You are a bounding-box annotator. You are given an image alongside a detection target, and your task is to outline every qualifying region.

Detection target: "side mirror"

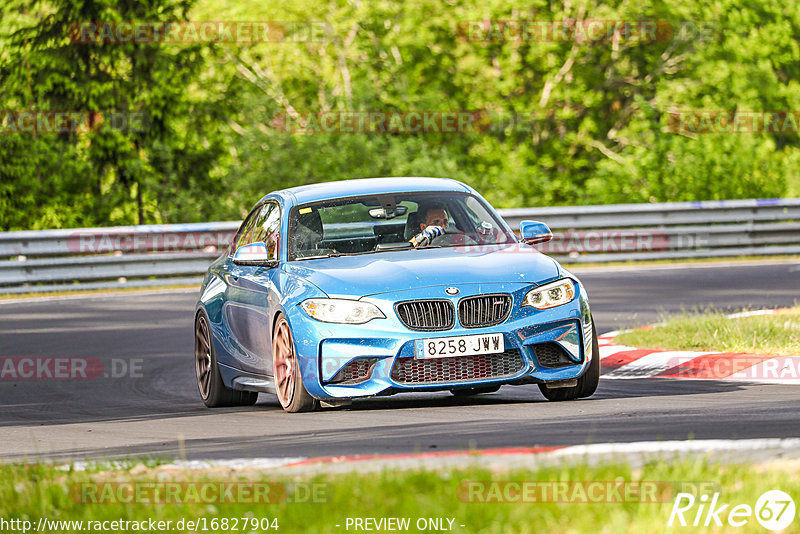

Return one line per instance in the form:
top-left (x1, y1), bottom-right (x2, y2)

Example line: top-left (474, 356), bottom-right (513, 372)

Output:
top-left (519, 220), bottom-right (553, 244)
top-left (232, 242), bottom-right (278, 267)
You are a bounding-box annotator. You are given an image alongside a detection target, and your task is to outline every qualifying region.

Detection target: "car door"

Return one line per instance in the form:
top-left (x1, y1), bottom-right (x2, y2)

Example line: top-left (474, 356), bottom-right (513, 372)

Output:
top-left (223, 201), bottom-right (282, 376)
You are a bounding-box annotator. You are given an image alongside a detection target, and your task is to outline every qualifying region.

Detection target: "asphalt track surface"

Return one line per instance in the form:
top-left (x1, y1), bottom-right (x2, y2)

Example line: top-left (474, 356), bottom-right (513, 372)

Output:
top-left (1, 260), bottom-right (799, 462)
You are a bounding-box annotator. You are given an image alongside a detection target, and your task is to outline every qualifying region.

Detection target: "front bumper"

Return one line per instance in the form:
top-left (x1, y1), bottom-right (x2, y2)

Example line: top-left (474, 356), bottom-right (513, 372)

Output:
top-left (287, 280), bottom-right (594, 401)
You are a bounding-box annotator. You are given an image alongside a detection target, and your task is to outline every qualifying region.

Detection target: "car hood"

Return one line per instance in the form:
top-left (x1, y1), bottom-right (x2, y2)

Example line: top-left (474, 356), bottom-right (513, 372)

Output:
top-left (283, 243), bottom-right (561, 298)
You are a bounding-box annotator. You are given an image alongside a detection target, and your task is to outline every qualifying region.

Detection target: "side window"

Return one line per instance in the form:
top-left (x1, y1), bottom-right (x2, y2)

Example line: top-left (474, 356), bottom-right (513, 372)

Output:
top-left (251, 202), bottom-right (281, 260)
top-left (232, 206), bottom-right (262, 253)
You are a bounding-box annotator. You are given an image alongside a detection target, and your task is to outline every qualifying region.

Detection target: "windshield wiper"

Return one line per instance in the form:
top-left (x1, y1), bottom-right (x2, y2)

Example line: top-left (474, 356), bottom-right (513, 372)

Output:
top-left (296, 252), bottom-right (345, 260)
top-left (297, 245), bottom-right (446, 260)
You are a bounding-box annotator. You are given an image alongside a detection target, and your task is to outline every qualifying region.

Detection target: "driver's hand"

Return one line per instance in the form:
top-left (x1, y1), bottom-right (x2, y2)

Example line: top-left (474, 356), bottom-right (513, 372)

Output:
top-left (410, 225), bottom-right (444, 247)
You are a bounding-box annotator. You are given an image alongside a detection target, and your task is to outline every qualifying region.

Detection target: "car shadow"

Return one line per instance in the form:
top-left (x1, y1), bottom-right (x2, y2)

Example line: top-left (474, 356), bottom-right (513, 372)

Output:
top-left (0, 377), bottom-right (757, 428)
top-left (258, 378), bottom-right (753, 412)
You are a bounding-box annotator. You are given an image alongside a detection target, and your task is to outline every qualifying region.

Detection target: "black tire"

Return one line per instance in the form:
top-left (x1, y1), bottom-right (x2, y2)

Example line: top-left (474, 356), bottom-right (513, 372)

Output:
top-left (450, 385), bottom-right (501, 397)
top-left (272, 314), bottom-right (318, 413)
top-left (539, 322), bottom-right (600, 401)
top-left (195, 311), bottom-right (258, 408)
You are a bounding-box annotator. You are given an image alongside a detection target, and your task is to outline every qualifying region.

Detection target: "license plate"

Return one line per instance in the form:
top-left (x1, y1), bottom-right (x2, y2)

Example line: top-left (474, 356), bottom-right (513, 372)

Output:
top-left (415, 333), bottom-right (504, 359)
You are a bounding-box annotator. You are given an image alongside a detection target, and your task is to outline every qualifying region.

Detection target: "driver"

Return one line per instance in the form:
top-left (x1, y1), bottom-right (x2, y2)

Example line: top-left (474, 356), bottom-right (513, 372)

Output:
top-left (409, 204), bottom-right (460, 247)
top-left (418, 205), bottom-right (449, 232)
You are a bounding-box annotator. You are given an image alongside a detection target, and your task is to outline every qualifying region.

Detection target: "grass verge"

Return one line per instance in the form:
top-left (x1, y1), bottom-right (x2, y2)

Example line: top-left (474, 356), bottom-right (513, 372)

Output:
top-left (615, 307), bottom-right (800, 356)
top-left (1, 458), bottom-right (799, 533)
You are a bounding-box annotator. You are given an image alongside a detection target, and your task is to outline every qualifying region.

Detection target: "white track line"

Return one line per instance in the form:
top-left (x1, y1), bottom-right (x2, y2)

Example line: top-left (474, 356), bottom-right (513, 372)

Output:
top-left (598, 344), bottom-right (638, 359)
top-left (726, 309), bottom-right (778, 319)
top-left (598, 329), bottom-right (633, 339)
top-left (551, 438), bottom-right (800, 458)
top-left (171, 458), bottom-right (307, 469)
top-left (65, 457), bottom-right (306, 471)
top-left (59, 438), bottom-right (800, 472)
top-left (603, 351), bottom-right (713, 378)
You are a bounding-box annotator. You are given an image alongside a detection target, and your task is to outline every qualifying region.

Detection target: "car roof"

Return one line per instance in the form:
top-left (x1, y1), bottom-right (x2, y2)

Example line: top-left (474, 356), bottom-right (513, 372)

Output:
top-left (262, 177), bottom-right (473, 206)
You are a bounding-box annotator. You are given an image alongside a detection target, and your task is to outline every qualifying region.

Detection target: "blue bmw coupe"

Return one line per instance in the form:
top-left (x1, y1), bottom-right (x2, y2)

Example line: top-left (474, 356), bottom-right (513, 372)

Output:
top-left (195, 177), bottom-right (598, 412)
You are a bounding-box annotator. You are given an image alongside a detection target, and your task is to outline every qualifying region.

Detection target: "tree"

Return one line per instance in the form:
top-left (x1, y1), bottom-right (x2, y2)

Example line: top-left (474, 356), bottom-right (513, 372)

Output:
top-left (0, 0), bottom-right (231, 229)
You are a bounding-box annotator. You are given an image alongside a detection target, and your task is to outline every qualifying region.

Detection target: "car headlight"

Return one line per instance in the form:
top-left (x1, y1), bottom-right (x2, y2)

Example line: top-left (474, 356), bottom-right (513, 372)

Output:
top-left (300, 298), bottom-right (385, 324)
top-left (522, 279), bottom-right (576, 309)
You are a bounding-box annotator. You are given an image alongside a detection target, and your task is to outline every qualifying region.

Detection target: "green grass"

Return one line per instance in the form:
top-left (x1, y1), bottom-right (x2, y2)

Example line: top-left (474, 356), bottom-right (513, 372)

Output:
top-left (616, 307), bottom-right (800, 356)
top-left (1, 458), bottom-right (799, 533)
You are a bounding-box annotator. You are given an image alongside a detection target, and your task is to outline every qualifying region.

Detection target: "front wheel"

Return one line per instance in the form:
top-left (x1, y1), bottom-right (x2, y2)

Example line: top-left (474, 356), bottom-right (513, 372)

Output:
top-left (272, 314), bottom-right (318, 413)
top-left (195, 311), bottom-right (258, 408)
top-left (539, 322), bottom-right (600, 401)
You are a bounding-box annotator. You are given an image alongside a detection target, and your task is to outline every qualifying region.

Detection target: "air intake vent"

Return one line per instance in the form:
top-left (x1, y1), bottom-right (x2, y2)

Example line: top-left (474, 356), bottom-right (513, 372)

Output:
top-left (391, 350), bottom-right (524, 384)
top-left (458, 294), bottom-right (512, 328)
top-left (328, 357), bottom-right (379, 385)
top-left (395, 300), bottom-right (454, 331)
top-left (533, 343), bottom-right (576, 368)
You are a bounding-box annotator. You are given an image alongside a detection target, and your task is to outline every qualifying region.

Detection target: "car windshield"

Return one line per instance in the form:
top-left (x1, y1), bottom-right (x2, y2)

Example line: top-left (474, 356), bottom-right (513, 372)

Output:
top-left (288, 191), bottom-right (515, 260)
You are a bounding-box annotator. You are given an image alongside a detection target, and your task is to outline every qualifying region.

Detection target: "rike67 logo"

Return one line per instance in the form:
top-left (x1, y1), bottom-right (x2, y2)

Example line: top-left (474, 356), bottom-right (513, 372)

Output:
top-left (669, 489), bottom-right (795, 530)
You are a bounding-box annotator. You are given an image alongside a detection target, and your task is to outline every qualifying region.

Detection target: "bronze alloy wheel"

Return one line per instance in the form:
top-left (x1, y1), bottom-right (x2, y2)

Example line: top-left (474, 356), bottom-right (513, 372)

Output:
top-left (272, 316), bottom-right (295, 407)
top-left (194, 311), bottom-right (258, 408)
top-left (272, 314), bottom-right (317, 412)
top-left (195, 315), bottom-right (213, 400)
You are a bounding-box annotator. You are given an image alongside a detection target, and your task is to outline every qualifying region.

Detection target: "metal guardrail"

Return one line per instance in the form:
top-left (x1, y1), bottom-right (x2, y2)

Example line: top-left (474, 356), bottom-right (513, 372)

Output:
top-left (1, 198), bottom-right (798, 294)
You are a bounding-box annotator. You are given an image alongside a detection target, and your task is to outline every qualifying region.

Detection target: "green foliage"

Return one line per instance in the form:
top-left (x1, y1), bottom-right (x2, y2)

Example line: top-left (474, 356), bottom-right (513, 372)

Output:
top-left (616, 306), bottom-right (800, 356)
top-left (2, 458), bottom-right (799, 533)
top-left (1, 0), bottom-right (799, 228)
top-left (0, 0), bottom-right (233, 228)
